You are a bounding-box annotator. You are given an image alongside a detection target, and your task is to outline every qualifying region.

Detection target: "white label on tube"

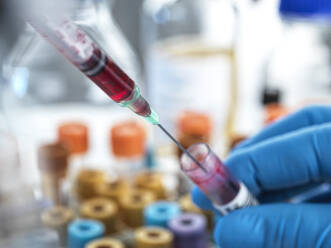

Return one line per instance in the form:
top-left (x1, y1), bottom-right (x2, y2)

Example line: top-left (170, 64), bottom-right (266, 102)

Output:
top-left (213, 183), bottom-right (258, 215)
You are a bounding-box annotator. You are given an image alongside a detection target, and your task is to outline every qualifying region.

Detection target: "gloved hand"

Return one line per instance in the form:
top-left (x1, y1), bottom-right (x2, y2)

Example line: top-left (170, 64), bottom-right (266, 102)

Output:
top-left (192, 105), bottom-right (331, 248)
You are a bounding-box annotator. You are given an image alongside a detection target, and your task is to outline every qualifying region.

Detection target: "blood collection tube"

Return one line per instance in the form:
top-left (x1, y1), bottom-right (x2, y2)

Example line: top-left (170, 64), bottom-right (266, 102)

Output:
top-left (176, 112), bottom-right (212, 196)
top-left (168, 213), bottom-right (208, 248)
top-left (180, 143), bottom-right (258, 215)
top-left (134, 227), bottom-right (173, 248)
top-left (119, 189), bottom-right (155, 228)
top-left (68, 219), bottom-right (104, 248)
top-left (87, 238), bottom-right (124, 248)
top-left (57, 122), bottom-right (89, 206)
top-left (80, 197), bottom-right (119, 234)
top-left (41, 206), bottom-right (74, 247)
top-left (111, 121), bottom-right (147, 178)
top-left (134, 172), bottom-right (167, 200)
top-left (38, 143), bottom-right (69, 205)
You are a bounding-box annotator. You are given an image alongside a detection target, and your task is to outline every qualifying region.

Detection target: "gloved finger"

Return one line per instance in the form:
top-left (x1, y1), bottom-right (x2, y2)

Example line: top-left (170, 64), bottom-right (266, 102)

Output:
top-left (226, 123), bottom-right (331, 196)
top-left (234, 105), bottom-right (331, 151)
top-left (214, 203), bottom-right (331, 248)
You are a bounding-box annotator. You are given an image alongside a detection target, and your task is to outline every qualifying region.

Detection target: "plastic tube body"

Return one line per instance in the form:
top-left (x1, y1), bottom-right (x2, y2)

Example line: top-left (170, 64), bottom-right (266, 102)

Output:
top-left (181, 143), bottom-right (258, 215)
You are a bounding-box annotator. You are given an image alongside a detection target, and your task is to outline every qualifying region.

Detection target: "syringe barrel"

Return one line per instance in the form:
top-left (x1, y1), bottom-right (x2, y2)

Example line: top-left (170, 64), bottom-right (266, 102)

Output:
top-left (27, 15), bottom-right (160, 125)
top-left (180, 143), bottom-right (258, 215)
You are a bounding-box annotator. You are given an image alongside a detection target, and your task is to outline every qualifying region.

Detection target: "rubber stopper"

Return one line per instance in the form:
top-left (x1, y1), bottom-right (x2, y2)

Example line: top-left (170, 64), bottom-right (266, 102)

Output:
top-left (68, 219), bottom-right (104, 248)
top-left (177, 111), bottom-right (212, 157)
top-left (75, 169), bottom-right (107, 200)
top-left (86, 238), bottom-right (124, 248)
top-left (38, 143), bottom-right (69, 177)
top-left (120, 189), bottom-right (155, 228)
top-left (144, 201), bottom-right (181, 228)
top-left (134, 172), bottom-right (167, 199)
top-left (80, 197), bottom-right (118, 234)
top-left (58, 122), bottom-right (89, 155)
top-left (168, 213), bottom-right (208, 248)
top-left (134, 227), bottom-right (173, 248)
top-left (97, 179), bottom-right (129, 205)
top-left (111, 121), bottom-right (146, 158)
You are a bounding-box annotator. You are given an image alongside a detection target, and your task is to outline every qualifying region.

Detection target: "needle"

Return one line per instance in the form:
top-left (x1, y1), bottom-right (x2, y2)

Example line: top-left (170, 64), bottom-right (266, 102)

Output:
top-left (157, 124), bottom-right (207, 173)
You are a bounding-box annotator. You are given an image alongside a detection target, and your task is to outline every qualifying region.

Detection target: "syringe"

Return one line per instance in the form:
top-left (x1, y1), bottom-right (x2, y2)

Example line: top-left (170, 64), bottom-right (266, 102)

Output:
top-left (26, 15), bottom-right (205, 171)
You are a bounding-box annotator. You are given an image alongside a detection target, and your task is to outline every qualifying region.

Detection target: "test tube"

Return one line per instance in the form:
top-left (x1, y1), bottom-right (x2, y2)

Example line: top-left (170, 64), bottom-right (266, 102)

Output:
top-left (180, 143), bottom-right (258, 215)
top-left (38, 143), bottom-right (69, 205)
top-left (111, 121), bottom-right (146, 178)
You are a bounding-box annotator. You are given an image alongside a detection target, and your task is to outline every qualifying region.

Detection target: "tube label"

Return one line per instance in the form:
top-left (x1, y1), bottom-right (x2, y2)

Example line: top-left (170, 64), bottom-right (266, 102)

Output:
top-left (213, 183), bottom-right (258, 215)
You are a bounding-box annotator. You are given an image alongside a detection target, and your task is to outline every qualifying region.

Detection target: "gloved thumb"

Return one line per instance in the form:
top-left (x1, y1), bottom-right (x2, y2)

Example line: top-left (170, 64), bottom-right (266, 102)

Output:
top-left (215, 203), bottom-right (331, 248)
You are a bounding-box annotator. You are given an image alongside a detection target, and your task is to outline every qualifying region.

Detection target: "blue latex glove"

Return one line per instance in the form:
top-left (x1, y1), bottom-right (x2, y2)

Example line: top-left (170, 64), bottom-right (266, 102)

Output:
top-left (192, 105), bottom-right (331, 248)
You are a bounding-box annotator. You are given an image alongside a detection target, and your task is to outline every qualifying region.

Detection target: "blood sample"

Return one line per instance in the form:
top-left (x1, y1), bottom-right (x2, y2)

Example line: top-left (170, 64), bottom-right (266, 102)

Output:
top-left (180, 143), bottom-right (258, 215)
top-left (27, 17), bottom-right (159, 124)
top-left (27, 15), bottom-right (208, 174)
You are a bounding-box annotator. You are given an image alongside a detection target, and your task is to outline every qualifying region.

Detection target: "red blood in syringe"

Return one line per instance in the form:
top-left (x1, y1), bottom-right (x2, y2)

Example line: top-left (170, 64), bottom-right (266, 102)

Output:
top-left (78, 47), bottom-right (152, 117)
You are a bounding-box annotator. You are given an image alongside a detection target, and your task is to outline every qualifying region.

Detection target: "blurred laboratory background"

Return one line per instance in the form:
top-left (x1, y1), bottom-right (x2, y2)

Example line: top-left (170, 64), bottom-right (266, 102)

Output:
top-left (0, 0), bottom-right (331, 247)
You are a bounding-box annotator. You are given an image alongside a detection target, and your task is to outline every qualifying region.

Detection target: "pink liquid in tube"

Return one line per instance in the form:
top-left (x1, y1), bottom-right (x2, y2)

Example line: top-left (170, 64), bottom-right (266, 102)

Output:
top-left (181, 143), bottom-right (258, 215)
